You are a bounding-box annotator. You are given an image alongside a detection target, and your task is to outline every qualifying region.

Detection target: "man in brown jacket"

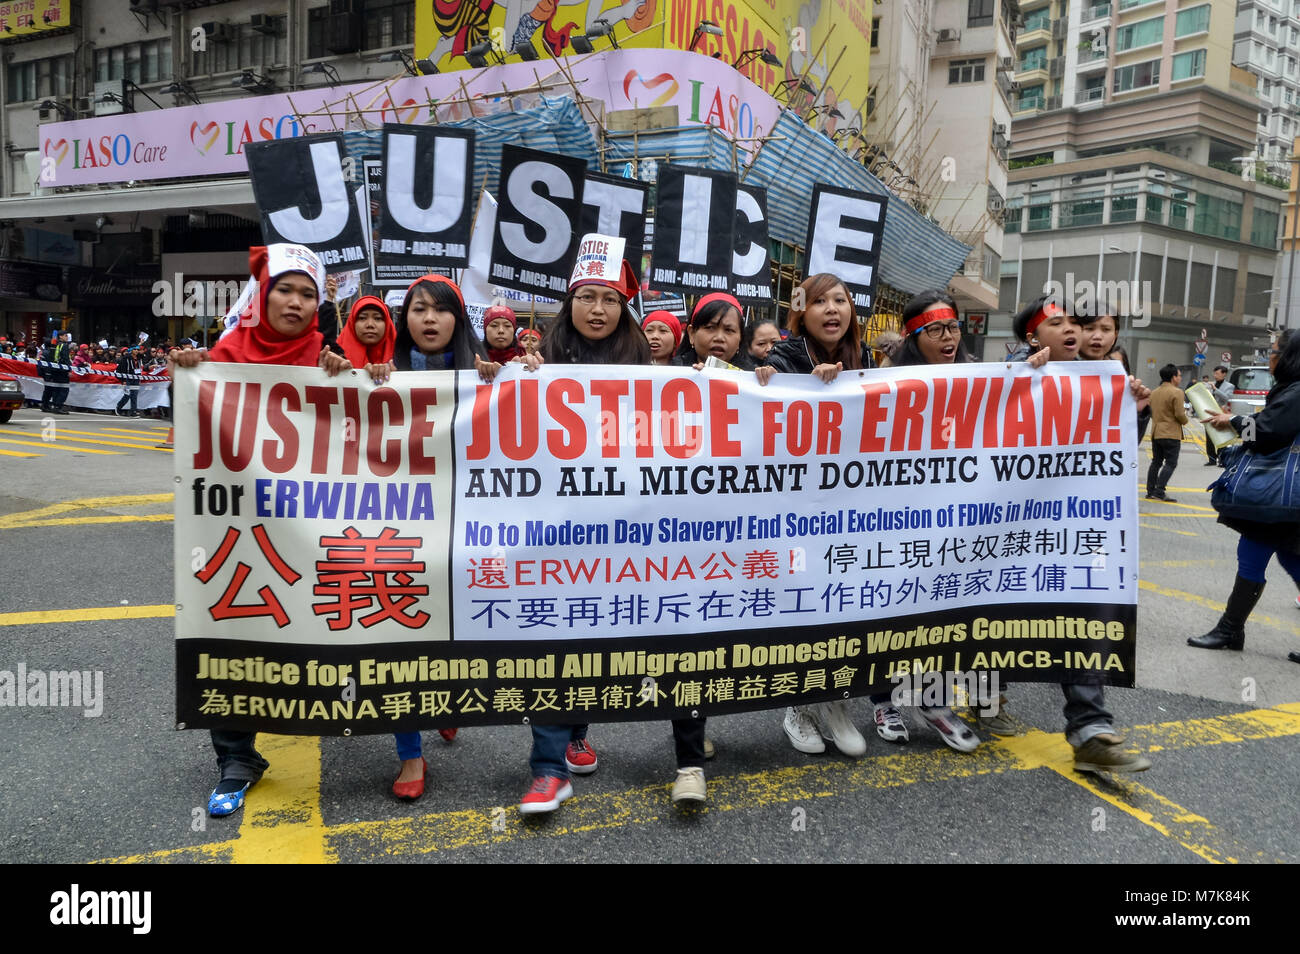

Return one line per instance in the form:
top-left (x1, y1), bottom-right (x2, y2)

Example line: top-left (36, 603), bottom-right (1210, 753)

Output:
top-left (1146, 363), bottom-right (1187, 502)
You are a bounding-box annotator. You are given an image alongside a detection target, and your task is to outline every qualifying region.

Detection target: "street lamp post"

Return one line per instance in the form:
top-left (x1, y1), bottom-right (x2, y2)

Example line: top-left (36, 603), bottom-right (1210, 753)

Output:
top-left (1108, 244), bottom-right (1135, 344)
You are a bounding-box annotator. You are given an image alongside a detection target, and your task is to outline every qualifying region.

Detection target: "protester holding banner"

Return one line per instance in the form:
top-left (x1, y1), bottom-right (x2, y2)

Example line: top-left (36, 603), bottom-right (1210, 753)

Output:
top-left (757, 274), bottom-right (875, 385)
top-left (518, 327), bottom-right (541, 356)
top-left (1076, 308), bottom-right (1152, 444)
top-left (482, 305), bottom-right (525, 365)
top-left (642, 311), bottom-right (683, 366)
top-left (170, 243), bottom-right (353, 815)
top-left (523, 234), bottom-right (710, 811)
top-left (388, 273), bottom-right (503, 795)
top-left (673, 294), bottom-right (753, 370)
top-left (1009, 294), bottom-right (1151, 772)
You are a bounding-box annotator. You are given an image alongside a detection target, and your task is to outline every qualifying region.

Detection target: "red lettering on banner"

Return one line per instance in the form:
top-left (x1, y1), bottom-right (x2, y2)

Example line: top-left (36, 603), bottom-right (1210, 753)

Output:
top-left (408, 387), bottom-right (438, 474)
top-left (816, 400), bottom-right (843, 454)
top-left (218, 381), bottom-right (261, 472)
top-left (498, 378), bottom-right (540, 460)
top-left (367, 389), bottom-right (404, 477)
top-left (634, 379), bottom-right (655, 458)
top-left (263, 382), bottom-right (301, 473)
top-left (591, 379), bottom-right (630, 458)
top-left (304, 386), bottom-right (339, 472)
top-left (341, 387), bottom-right (362, 474)
top-left (1003, 377), bottom-right (1037, 447)
top-left (465, 383), bottom-right (493, 461)
top-left (661, 378), bottom-right (702, 459)
top-left (194, 379), bottom-right (217, 469)
top-left (982, 378), bottom-right (1006, 447)
top-left (889, 380), bottom-right (927, 452)
top-left (1073, 375), bottom-right (1107, 445)
top-left (931, 377), bottom-right (987, 449)
top-left (546, 378), bottom-right (586, 459)
top-left (858, 381), bottom-right (889, 452)
top-left (709, 379), bottom-right (741, 456)
top-left (1040, 377), bottom-right (1074, 446)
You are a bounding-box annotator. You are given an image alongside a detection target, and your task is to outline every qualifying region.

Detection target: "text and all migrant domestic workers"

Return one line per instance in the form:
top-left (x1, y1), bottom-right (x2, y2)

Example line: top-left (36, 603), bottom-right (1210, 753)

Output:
top-left (174, 361), bottom-right (1138, 735)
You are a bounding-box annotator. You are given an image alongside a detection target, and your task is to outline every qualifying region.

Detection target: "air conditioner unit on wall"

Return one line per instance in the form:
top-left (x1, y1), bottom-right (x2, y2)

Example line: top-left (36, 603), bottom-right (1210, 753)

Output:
top-left (250, 14), bottom-right (283, 36)
top-left (201, 22), bottom-right (235, 43)
top-left (936, 28), bottom-right (960, 42)
top-left (998, 56), bottom-right (1014, 71)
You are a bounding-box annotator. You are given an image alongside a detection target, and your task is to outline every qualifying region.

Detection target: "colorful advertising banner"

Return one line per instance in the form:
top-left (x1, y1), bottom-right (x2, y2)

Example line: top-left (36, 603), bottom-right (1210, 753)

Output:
top-left (0, 0), bottom-right (70, 38)
top-left (38, 49), bottom-right (781, 188)
top-left (175, 361), bottom-right (1138, 736)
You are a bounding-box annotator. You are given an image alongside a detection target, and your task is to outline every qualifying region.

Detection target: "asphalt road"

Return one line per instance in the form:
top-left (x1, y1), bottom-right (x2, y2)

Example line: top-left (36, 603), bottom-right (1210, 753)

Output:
top-left (2, 406), bottom-right (1298, 866)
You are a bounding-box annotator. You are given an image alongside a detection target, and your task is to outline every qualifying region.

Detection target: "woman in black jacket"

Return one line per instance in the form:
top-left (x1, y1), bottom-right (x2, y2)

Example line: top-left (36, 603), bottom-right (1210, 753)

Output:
top-left (1192, 329), bottom-right (1300, 654)
top-left (759, 273), bottom-right (875, 382)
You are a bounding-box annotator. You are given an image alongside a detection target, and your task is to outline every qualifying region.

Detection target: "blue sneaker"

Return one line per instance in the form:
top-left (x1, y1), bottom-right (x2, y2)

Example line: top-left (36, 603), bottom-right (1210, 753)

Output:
top-left (207, 781), bottom-right (252, 817)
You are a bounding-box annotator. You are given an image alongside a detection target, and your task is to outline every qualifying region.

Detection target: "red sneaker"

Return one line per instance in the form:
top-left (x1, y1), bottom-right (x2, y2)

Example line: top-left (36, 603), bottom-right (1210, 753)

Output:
top-left (519, 776), bottom-right (573, 814)
top-left (564, 739), bottom-right (598, 774)
top-left (438, 728), bottom-right (458, 743)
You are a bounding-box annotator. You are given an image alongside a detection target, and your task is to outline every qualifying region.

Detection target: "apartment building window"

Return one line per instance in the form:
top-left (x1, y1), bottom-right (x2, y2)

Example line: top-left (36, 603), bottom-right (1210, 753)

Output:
top-left (1110, 185), bottom-right (1139, 222)
top-left (1027, 193), bottom-right (1054, 230)
top-left (191, 26), bottom-right (286, 74)
top-left (1062, 190), bottom-right (1105, 227)
top-left (1174, 5), bottom-right (1210, 37)
top-left (1020, 47), bottom-right (1047, 71)
top-left (1113, 58), bottom-right (1160, 92)
top-left (1018, 83), bottom-right (1045, 108)
top-left (1004, 197), bottom-right (1024, 234)
top-left (1170, 193), bottom-right (1190, 229)
top-left (5, 56), bottom-right (73, 103)
top-left (967, 0), bottom-right (994, 28)
top-left (364, 0), bottom-right (415, 50)
top-left (307, 6), bottom-right (328, 59)
top-left (1269, 16), bottom-right (1278, 36)
top-left (1116, 16), bottom-right (1164, 52)
top-left (1172, 49), bottom-right (1207, 82)
top-left (950, 57), bottom-right (987, 83)
top-left (1145, 185), bottom-right (1164, 224)
top-left (1253, 207), bottom-right (1280, 248)
top-left (1194, 194), bottom-right (1242, 241)
top-left (1024, 7), bottom-right (1051, 31)
top-left (1287, 57), bottom-right (1297, 76)
top-left (1118, 0), bottom-right (1161, 10)
top-left (95, 40), bottom-right (173, 85)
top-left (871, 17), bottom-right (880, 49)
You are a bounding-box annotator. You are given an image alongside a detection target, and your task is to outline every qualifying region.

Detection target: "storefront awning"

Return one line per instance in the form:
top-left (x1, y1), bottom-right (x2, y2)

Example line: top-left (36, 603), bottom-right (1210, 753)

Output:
top-left (0, 178), bottom-right (256, 222)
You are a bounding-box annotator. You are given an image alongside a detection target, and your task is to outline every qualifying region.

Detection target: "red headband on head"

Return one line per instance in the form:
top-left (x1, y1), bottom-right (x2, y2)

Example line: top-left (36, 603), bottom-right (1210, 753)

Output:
top-left (517, 328), bottom-right (541, 342)
top-left (904, 306), bottom-right (958, 336)
top-left (1025, 301), bottom-right (1067, 337)
top-left (643, 310), bottom-right (683, 348)
top-left (692, 293), bottom-right (743, 323)
top-left (406, 274), bottom-right (465, 311)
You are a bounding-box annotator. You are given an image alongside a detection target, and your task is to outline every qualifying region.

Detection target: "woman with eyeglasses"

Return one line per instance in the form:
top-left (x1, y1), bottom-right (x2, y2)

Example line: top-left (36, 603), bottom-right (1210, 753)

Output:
top-left (1193, 330), bottom-right (1300, 660)
top-left (520, 239), bottom-right (711, 813)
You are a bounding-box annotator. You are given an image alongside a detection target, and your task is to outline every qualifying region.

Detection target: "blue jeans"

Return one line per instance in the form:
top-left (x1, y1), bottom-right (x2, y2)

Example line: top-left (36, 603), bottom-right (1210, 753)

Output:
top-left (1061, 677), bottom-right (1112, 747)
top-left (394, 732), bottom-right (422, 761)
top-left (529, 723), bottom-right (589, 779)
top-left (210, 730), bottom-right (268, 783)
top-left (1237, 535), bottom-right (1300, 584)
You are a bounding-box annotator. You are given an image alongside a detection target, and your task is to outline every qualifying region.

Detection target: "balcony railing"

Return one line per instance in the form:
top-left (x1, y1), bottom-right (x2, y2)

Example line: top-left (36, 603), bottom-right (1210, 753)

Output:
top-left (1080, 85), bottom-right (1105, 102)
top-left (1081, 3), bottom-right (1111, 22)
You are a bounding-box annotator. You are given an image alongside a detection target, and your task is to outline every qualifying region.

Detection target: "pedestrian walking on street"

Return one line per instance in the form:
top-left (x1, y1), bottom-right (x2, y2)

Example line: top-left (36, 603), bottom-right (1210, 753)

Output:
top-left (1146, 364), bottom-right (1187, 503)
top-left (115, 347), bottom-right (141, 417)
top-left (1205, 365), bottom-right (1234, 466)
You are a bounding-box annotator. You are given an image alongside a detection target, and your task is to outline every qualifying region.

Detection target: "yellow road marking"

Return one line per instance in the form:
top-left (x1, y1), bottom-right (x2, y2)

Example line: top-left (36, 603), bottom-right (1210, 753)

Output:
top-left (1141, 559), bottom-right (1218, 567)
top-left (0, 604), bottom-right (174, 627)
top-left (25, 432), bottom-right (172, 451)
top-left (0, 493), bottom-right (173, 530)
top-left (92, 706), bottom-right (1300, 864)
top-left (0, 435), bottom-right (121, 455)
top-left (1138, 522), bottom-right (1197, 536)
top-left (1147, 499), bottom-right (1217, 513)
top-left (1139, 511), bottom-right (1216, 518)
top-left (0, 447), bottom-right (39, 458)
top-left (5, 513), bottom-right (175, 529)
top-left (55, 428), bottom-right (167, 445)
top-left (1138, 579), bottom-right (1300, 637)
top-left (231, 736), bottom-right (331, 864)
top-left (101, 427), bottom-right (171, 436)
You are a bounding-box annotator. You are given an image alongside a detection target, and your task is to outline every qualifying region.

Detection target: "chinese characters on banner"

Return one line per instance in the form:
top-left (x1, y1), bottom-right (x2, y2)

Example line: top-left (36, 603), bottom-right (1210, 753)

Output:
top-left (174, 362), bottom-right (1138, 735)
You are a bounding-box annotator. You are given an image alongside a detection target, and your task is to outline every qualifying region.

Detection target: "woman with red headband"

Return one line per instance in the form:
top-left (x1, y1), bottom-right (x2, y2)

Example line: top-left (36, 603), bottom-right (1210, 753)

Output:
top-left (483, 304), bottom-right (525, 364)
top-left (642, 310), bottom-right (682, 366)
top-left (521, 235), bottom-right (712, 812)
top-left (336, 295), bottom-right (396, 375)
top-left (170, 244), bottom-right (352, 818)
top-left (673, 294), bottom-right (752, 369)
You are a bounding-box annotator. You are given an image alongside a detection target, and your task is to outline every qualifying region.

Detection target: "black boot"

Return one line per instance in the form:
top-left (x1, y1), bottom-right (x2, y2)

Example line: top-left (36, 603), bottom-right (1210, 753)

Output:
top-left (1188, 576), bottom-right (1265, 650)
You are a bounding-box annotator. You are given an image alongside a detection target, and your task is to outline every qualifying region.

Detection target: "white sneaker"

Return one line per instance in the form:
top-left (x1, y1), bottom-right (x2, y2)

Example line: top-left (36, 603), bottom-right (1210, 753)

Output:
top-left (918, 706), bottom-right (979, 752)
top-left (671, 767), bottom-right (707, 805)
top-left (811, 700), bottom-right (867, 757)
top-left (873, 701), bottom-right (910, 743)
top-left (782, 706), bottom-right (826, 754)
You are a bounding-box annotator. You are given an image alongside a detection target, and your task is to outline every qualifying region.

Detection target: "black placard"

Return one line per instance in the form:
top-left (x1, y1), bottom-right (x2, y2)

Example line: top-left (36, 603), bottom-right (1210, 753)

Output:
top-left (732, 184), bottom-right (774, 305)
top-left (377, 124), bottom-right (474, 278)
top-left (648, 164), bottom-right (738, 295)
top-left (245, 134), bottom-right (368, 273)
top-left (804, 184), bottom-right (888, 312)
top-left (489, 144), bottom-right (587, 298)
top-left (579, 172), bottom-right (648, 279)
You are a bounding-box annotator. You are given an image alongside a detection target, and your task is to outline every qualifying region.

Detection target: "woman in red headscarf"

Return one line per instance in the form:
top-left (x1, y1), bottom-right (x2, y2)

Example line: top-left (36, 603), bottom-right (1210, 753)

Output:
top-left (170, 244), bottom-right (351, 819)
top-left (336, 295), bottom-right (396, 375)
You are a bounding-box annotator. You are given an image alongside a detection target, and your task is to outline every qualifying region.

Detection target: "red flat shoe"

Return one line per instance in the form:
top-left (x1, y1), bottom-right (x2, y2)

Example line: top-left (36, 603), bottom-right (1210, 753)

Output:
top-left (392, 758), bottom-right (427, 801)
top-left (438, 728), bottom-right (458, 743)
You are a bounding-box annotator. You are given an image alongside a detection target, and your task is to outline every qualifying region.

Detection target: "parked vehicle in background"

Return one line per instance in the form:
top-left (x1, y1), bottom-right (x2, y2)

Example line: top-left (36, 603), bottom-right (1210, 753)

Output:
top-left (1228, 365), bottom-right (1273, 417)
top-left (0, 372), bottom-right (22, 423)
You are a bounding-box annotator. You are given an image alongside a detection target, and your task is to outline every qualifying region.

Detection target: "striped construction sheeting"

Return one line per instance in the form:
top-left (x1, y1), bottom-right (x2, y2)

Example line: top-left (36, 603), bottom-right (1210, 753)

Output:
top-left (741, 111), bottom-right (972, 294)
top-left (340, 100), bottom-right (969, 295)
top-left (341, 97), bottom-right (599, 196)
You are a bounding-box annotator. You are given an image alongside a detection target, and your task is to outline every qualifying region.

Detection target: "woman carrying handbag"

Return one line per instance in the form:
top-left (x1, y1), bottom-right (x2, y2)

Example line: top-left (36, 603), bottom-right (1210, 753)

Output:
top-left (1194, 329), bottom-right (1300, 654)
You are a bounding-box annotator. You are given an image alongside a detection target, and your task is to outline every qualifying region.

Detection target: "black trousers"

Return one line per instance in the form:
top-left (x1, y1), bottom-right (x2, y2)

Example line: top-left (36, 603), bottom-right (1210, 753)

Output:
top-left (1147, 438), bottom-right (1180, 495)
